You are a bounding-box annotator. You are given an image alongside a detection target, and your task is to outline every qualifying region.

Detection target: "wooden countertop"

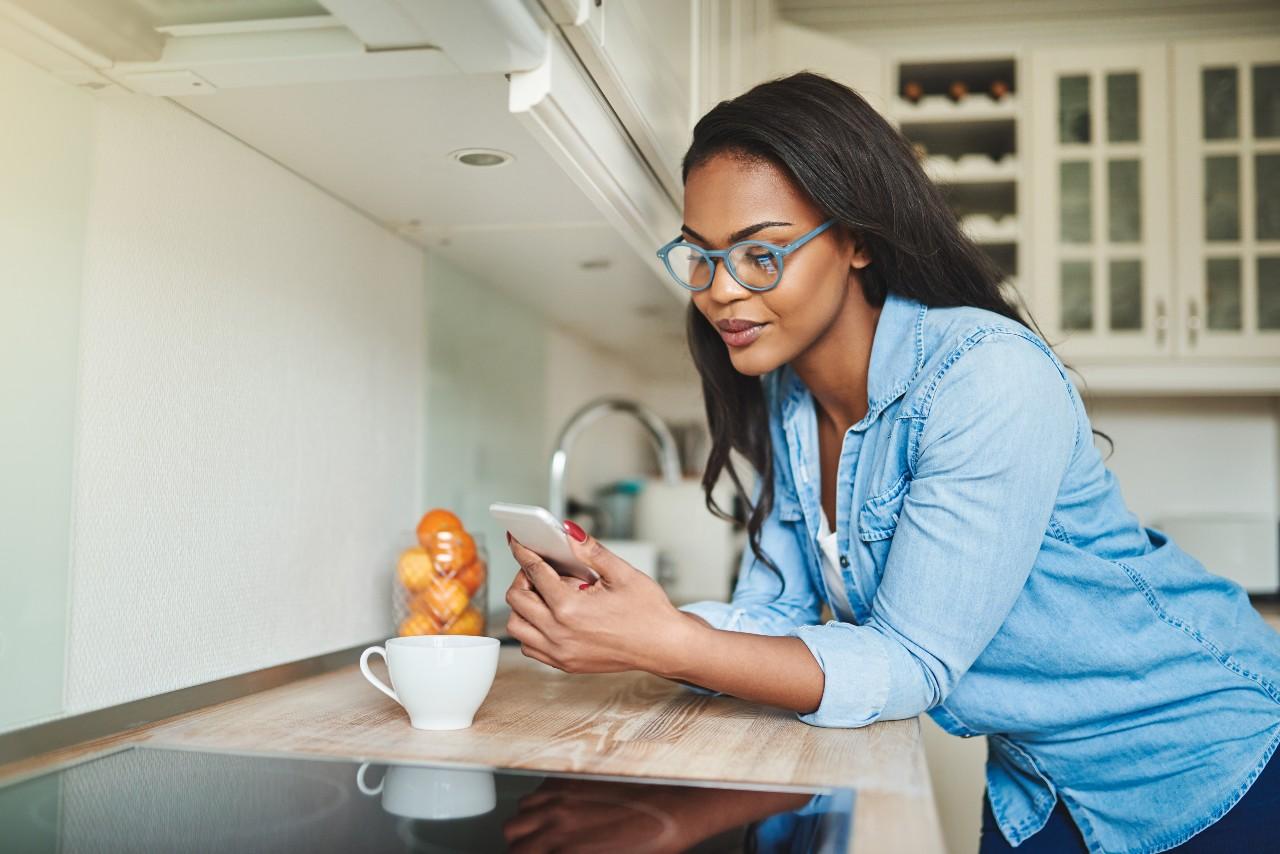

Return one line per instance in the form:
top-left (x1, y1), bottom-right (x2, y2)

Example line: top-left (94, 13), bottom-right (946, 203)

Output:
top-left (0, 645), bottom-right (946, 853)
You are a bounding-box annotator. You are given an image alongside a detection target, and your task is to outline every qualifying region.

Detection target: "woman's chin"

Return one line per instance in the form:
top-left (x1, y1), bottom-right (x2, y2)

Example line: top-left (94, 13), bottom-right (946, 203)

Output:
top-left (727, 345), bottom-right (779, 377)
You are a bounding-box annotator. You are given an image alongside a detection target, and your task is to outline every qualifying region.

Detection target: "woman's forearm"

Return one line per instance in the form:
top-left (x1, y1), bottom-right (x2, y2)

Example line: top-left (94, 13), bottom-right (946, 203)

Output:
top-left (659, 612), bottom-right (825, 714)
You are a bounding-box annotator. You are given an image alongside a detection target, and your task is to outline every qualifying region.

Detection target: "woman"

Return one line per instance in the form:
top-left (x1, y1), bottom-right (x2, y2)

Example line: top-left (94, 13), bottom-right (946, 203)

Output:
top-left (502, 72), bottom-right (1280, 853)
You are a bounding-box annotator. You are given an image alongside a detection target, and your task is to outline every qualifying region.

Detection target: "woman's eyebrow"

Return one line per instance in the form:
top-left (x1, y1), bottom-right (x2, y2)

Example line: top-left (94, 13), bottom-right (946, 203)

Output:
top-left (681, 220), bottom-right (794, 245)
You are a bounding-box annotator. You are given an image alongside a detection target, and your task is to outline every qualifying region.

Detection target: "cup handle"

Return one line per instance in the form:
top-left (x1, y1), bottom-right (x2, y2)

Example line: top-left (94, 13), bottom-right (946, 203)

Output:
top-left (355, 761), bottom-right (384, 796)
top-left (360, 646), bottom-right (399, 704)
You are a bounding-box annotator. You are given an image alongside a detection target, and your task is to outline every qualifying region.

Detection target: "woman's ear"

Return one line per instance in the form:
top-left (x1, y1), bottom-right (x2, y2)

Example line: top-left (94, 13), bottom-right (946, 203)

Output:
top-left (849, 231), bottom-right (872, 269)
top-left (833, 222), bottom-right (872, 270)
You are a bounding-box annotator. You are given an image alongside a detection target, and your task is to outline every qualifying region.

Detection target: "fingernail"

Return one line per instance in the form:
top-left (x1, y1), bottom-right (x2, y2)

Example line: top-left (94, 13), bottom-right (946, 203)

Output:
top-left (563, 519), bottom-right (587, 543)
top-left (506, 530), bottom-right (513, 544)
top-left (578, 582), bottom-right (590, 590)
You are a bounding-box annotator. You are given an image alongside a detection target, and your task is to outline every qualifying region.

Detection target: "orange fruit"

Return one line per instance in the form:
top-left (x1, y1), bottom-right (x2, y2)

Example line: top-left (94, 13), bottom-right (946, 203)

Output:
top-left (455, 558), bottom-right (486, 596)
top-left (399, 612), bottom-right (440, 636)
top-left (423, 528), bottom-right (476, 575)
top-left (409, 577), bottom-right (470, 624)
top-left (396, 547), bottom-right (435, 593)
top-left (416, 508), bottom-right (464, 547)
top-left (444, 606), bottom-right (485, 635)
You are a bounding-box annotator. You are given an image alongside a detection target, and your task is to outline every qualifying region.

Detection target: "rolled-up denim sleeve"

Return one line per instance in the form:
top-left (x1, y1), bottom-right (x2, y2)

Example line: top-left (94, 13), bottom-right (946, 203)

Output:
top-left (785, 331), bottom-right (1078, 728)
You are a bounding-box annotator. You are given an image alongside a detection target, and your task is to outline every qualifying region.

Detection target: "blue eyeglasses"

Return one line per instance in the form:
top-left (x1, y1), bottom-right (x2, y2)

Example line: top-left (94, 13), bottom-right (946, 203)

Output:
top-left (656, 218), bottom-right (836, 292)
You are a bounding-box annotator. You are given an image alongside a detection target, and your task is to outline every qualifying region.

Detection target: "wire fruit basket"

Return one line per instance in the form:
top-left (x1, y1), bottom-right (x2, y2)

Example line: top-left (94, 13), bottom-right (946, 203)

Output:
top-left (393, 515), bottom-right (488, 636)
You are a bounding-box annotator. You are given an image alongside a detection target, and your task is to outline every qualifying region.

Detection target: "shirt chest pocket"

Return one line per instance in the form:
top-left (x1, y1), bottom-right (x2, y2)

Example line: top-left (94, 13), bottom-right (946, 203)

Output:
top-left (857, 415), bottom-right (918, 539)
top-left (858, 470), bottom-right (910, 541)
top-left (856, 473), bottom-right (910, 586)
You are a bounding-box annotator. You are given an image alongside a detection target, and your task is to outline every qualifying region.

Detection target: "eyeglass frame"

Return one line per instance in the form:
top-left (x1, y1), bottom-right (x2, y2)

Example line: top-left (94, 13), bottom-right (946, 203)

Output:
top-left (655, 217), bottom-right (838, 293)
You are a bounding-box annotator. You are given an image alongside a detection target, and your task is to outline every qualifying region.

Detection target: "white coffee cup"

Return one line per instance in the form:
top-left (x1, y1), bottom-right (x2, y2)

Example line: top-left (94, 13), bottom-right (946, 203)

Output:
top-left (356, 762), bottom-right (497, 820)
top-left (359, 635), bottom-right (500, 730)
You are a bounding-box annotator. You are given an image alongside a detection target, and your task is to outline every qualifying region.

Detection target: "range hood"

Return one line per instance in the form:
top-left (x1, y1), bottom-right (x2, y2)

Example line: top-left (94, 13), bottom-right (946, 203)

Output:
top-left (0, 0), bottom-right (691, 377)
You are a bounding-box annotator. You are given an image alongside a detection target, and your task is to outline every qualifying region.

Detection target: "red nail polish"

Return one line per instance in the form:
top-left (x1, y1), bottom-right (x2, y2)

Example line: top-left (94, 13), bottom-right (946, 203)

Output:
top-left (563, 519), bottom-right (587, 543)
top-left (506, 530), bottom-right (513, 544)
top-left (579, 582), bottom-right (590, 590)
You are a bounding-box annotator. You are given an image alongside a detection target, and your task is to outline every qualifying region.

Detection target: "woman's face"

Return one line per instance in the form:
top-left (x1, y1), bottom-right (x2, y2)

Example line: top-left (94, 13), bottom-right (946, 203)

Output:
top-left (683, 153), bottom-right (870, 377)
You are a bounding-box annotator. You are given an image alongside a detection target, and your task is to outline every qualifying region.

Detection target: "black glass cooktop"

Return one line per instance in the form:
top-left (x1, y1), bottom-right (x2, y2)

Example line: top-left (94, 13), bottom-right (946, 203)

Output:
top-left (0, 745), bottom-right (855, 853)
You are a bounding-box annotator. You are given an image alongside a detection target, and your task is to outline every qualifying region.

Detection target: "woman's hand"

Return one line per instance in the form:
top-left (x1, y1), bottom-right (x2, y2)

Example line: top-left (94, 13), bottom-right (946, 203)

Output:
top-left (503, 522), bottom-right (691, 676)
top-left (501, 522), bottom-right (826, 715)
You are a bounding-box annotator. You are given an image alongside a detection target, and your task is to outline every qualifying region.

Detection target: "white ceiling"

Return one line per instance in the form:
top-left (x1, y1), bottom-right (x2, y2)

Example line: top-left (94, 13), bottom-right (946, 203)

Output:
top-left (168, 68), bottom-right (691, 379)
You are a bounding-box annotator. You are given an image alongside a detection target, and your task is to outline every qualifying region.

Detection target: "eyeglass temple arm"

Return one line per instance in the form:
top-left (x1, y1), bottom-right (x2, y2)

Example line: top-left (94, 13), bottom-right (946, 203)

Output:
top-left (782, 218), bottom-right (836, 252)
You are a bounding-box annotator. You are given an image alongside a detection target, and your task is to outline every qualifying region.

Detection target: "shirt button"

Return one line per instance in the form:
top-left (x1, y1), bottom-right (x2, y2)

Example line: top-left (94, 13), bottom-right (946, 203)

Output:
top-left (839, 555), bottom-right (849, 567)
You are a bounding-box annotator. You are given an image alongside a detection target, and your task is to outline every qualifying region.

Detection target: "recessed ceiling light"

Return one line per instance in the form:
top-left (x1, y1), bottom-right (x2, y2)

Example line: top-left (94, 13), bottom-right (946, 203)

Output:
top-left (449, 148), bottom-right (514, 167)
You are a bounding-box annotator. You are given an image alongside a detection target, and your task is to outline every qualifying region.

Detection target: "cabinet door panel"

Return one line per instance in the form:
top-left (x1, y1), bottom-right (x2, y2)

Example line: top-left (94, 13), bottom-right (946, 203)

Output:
top-left (1257, 256), bottom-right (1280, 330)
top-left (554, 0), bottom-right (697, 203)
top-left (1106, 72), bottom-right (1140, 143)
top-left (1031, 45), bottom-right (1171, 360)
top-left (1204, 155), bottom-right (1241, 241)
top-left (1174, 38), bottom-right (1280, 357)
top-left (1206, 257), bottom-right (1243, 331)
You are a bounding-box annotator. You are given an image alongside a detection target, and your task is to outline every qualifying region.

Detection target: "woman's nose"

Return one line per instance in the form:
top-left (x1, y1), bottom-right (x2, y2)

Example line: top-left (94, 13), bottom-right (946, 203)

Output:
top-left (706, 258), bottom-right (752, 303)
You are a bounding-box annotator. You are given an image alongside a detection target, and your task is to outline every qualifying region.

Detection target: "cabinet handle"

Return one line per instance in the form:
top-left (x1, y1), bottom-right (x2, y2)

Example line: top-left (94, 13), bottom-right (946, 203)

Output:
top-left (1154, 298), bottom-right (1167, 348)
top-left (1187, 299), bottom-right (1201, 347)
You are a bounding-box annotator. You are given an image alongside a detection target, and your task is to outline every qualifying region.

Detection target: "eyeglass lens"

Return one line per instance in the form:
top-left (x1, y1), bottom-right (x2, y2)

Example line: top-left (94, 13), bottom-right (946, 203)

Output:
top-left (666, 243), bottom-right (781, 290)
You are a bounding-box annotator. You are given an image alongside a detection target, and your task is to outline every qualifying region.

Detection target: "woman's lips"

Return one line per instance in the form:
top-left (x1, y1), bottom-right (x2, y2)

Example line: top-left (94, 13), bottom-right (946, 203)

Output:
top-left (718, 322), bottom-right (767, 347)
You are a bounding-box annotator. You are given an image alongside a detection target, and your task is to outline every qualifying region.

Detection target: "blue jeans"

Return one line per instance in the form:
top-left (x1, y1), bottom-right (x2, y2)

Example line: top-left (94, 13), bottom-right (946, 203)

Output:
top-left (979, 746), bottom-right (1280, 853)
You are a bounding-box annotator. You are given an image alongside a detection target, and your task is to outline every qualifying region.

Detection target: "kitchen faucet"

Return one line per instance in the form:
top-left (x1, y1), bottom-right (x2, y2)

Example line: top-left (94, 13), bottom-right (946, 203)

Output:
top-left (549, 397), bottom-right (682, 523)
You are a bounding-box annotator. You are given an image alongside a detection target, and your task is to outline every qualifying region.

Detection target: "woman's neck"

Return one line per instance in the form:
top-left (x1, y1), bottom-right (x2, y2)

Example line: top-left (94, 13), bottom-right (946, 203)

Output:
top-left (789, 285), bottom-right (882, 431)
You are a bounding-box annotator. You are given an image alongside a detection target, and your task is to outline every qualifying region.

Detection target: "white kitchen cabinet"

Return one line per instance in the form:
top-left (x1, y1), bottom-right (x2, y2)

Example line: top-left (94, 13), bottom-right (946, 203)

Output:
top-left (543, 0), bottom-right (700, 203)
top-left (878, 36), bottom-right (1279, 392)
top-left (544, 0), bottom-right (774, 204)
top-left (696, 0), bottom-right (776, 116)
top-left (508, 22), bottom-right (682, 290)
top-left (884, 50), bottom-right (1028, 311)
top-left (1173, 37), bottom-right (1280, 358)
top-left (1028, 38), bottom-right (1280, 376)
top-left (1029, 45), bottom-right (1172, 361)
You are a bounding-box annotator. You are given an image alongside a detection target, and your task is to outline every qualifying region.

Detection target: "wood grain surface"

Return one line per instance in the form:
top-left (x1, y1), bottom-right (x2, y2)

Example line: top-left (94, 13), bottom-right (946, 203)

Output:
top-left (1, 645), bottom-right (945, 853)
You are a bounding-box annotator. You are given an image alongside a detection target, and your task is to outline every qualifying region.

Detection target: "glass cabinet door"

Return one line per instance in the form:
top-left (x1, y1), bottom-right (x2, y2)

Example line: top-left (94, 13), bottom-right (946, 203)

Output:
top-left (1174, 38), bottom-right (1280, 357)
top-left (1031, 46), bottom-right (1172, 360)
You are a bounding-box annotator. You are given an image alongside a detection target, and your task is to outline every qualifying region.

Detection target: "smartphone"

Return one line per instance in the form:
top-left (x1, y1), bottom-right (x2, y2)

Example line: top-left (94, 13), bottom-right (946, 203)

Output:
top-left (488, 502), bottom-right (600, 583)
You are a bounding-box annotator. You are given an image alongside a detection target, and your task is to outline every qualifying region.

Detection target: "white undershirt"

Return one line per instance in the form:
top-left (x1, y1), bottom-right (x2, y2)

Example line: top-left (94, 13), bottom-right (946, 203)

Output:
top-left (817, 507), bottom-right (857, 623)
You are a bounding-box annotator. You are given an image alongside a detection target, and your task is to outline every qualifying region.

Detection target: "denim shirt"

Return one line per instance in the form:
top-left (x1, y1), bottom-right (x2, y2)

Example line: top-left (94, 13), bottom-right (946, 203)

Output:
top-left (678, 289), bottom-right (1280, 854)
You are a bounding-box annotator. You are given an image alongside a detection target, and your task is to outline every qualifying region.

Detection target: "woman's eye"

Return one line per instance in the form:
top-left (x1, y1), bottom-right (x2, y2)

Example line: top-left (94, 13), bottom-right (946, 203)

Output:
top-left (746, 251), bottom-right (777, 273)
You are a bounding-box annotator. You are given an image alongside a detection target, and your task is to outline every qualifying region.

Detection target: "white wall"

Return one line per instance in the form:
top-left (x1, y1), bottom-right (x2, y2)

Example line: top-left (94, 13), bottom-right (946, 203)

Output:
top-left (544, 329), bottom-right (652, 506)
top-left (60, 91), bottom-right (428, 715)
top-left (0, 44), bottom-right (430, 729)
top-left (1086, 396), bottom-right (1280, 521)
top-left (0, 46), bottom-right (684, 733)
top-left (769, 20), bottom-right (887, 111)
top-left (0, 45), bottom-right (89, 732)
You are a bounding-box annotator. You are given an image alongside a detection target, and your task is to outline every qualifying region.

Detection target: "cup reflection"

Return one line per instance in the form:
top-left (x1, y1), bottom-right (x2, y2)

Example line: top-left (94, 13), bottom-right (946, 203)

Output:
top-left (356, 761), bottom-right (497, 821)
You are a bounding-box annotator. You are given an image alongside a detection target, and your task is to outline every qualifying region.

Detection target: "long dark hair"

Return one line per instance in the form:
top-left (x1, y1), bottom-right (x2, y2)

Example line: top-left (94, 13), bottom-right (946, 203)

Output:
top-left (684, 70), bottom-right (1113, 586)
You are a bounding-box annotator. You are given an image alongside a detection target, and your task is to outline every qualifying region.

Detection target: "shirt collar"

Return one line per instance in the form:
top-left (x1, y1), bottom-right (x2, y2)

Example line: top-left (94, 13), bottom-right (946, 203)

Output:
top-left (779, 288), bottom-right (928, 430)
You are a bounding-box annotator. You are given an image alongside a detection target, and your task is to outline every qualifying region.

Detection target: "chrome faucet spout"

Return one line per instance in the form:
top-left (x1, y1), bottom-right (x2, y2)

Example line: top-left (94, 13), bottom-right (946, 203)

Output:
top-left (548, 397), bottom-right (682, 522)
